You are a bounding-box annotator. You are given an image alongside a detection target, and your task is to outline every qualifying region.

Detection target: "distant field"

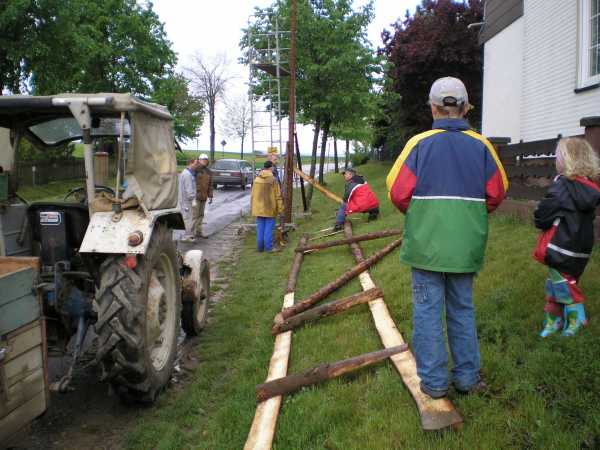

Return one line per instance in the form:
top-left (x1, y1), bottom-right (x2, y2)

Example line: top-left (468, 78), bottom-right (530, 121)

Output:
top-left (72, 145), bottom-right (334, 166)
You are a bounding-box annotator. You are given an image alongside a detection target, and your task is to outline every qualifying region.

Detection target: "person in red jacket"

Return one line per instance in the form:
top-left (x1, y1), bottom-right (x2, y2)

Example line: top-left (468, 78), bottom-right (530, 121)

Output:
top-left (534, 137), bottom-right (600, 337)
top-left (333, 168), bottom-right (379, 231)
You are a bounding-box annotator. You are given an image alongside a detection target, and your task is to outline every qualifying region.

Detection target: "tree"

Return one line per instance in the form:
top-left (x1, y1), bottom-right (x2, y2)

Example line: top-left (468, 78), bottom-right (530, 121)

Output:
top-left (1, 0), bottom-right (177, 96)
top-left (186, 53), bottom-right (233, 162)
top-left (151, 74), bottom-right (204, 142)
top-left (242, 0), bottom-right (378, 203)
top-left (220, 95), bottom-right (252, 159)
top-left (376, 0), bottom-right (484, 157)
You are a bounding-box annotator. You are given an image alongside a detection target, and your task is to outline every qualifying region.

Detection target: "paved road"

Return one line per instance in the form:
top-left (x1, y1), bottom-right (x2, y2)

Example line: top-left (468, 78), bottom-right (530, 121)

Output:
top-left (198, 163), bottom-right (337, 236)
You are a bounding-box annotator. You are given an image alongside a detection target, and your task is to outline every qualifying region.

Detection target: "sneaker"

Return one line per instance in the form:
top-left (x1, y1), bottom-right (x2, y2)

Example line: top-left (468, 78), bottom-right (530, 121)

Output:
top-left (180, 236), bottom-right (196, 243)
top-left (419, 381), bottom-right (448, 399)
top-left (333, 223), bottom-right (343, 231)
top-left (454, 378), bottom-right (488, 395)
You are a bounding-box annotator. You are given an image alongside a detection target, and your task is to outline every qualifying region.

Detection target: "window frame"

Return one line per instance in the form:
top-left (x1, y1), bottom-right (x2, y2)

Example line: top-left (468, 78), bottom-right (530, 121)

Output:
top-left (578, 0), bottom-right (600, 89)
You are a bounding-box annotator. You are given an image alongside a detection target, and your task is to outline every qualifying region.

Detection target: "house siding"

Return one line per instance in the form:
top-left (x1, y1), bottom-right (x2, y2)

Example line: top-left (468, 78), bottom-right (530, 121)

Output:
top-left (520, 0), bottom-right (599, 142)
top-left (481, 18), bottom-right (524, 142)
top-left (479, 0), bottom-right (524, 44)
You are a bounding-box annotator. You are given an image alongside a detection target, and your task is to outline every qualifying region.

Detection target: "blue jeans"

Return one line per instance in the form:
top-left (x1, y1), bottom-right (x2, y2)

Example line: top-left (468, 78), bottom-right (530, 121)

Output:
top-left (335, 202), bottom-right (347, 226)
top-left (411, 268), bottom-right (480, 393)
top-left (256, 217), bottom-right (276, 252)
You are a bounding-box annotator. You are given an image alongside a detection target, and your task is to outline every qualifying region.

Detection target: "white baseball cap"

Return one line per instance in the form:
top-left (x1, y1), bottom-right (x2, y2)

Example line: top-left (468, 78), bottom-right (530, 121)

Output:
top-left (429, 77), bottom-right (469, 107)
top-left (199, 153), bottom-right (209, 160)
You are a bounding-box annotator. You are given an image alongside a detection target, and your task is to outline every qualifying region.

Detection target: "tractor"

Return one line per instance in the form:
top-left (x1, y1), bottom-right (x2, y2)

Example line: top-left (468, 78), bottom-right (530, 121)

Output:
top-left (0, 94), bottom-right (209, 403)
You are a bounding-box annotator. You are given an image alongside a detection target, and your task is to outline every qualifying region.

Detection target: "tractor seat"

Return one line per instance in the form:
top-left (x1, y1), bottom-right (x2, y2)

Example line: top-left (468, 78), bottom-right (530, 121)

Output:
top-left (27, 203), bottom-right (90, 266)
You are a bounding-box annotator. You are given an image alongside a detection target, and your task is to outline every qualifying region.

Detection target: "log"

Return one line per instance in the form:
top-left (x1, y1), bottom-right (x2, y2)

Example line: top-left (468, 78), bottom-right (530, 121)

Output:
top-left (244, 236), bottom-right (308, 450)
top-left (293, 167), bottom-right (343, 204)
top-left (294, 133), bottom-right (308, 212)
top-left (343, 222), bottom-right (463, 431)
top-left (286, 235), bottom-right (308, 293)
top-left (296, 229), bottom-right (403, 253)
top-left (279, 238), bottom-right (402, 320)
top-left (272, 287), bottom-right (383, 335)
top-left (256, 344), bottom-right (409, 402)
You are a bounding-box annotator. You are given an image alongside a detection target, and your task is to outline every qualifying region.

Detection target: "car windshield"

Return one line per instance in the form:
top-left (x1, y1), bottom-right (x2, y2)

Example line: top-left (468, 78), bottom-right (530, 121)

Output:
top-left (212, 160), bottom-right (240, 170)
top-left (29, 117), bottom-right (131, 145)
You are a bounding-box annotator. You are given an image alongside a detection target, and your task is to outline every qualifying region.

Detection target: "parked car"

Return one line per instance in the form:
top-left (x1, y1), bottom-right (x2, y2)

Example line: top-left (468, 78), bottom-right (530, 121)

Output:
top-left (212, 159), bottom-right (255, 190)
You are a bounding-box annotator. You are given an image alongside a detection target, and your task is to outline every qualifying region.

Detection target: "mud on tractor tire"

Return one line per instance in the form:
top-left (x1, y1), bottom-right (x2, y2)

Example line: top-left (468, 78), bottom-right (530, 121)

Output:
top-left (94, 226), bottom-right (181, 403)
top-left (181, 256), bottom-right (210, 336)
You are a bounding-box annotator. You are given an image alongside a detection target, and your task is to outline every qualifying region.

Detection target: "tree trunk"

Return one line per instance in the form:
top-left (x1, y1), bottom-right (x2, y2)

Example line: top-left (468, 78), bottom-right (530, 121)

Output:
top-left (241, 138), bottom-right (244, 160)
top-left (209, 101), bottom-right (216, 162)
top-left (345, 139), bottom-right (350, 169)
top-left (295, 229), bottom-right (403, 253)
top-left (279, 238), bottom-right (402, 320)
top-left (333, 137), bottom-right (339, 173)
top-left (256, 344), bottom-right (409, 402)
top-left (272, 287), bottom-right (383, 335)
top-left (318, 119), bottom-right (330, 184)
top-left (295, 133), bottom-right (308, 212)
top-left (306, 119), bottom-right (321, 206)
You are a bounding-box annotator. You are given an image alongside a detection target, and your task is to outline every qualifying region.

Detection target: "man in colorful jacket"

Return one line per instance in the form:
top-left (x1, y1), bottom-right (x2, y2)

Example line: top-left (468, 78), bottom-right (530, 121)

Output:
top-left (386, 77), bottom-right (508, 398)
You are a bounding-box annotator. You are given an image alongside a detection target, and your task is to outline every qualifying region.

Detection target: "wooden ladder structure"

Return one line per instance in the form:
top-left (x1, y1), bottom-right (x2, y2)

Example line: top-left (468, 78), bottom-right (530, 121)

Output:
top-left (244, 223), bottom-right (462, 450)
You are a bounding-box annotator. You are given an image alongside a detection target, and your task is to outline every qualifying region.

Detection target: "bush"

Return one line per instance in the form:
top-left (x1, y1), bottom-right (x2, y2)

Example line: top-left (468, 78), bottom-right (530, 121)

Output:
top-left (351, 144), bottom-right (370, 167)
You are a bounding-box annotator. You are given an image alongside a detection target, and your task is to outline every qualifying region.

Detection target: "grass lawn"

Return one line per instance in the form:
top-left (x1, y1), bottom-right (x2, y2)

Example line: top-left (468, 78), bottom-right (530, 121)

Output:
top-left (17, 179), bottom-right (88, 202)
top-left (125, 162), bottom-right (600, 450)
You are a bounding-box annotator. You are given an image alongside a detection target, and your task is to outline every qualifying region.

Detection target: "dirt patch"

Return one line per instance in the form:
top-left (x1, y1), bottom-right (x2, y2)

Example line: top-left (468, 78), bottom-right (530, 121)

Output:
top-left (5, 225), bottom-right (246, 450)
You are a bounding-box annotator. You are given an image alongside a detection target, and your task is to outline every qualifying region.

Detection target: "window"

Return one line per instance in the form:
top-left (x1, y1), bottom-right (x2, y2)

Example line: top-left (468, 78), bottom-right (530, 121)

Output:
top-left (579, 0), bottom-right (600, 88)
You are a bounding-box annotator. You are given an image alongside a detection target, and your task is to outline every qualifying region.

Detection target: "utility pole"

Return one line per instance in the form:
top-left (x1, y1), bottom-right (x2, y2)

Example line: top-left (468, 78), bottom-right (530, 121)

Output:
top-left (283, 0), bottom-right (297, 224)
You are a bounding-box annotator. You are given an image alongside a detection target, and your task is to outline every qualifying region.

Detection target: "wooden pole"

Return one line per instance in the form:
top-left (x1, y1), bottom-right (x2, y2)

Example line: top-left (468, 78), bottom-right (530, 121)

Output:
top-left (279, 238), bottom-right (402, 320)
top-left (343, 222), bottom-right (463, 431)
top-left (294, 133), bottom-right (308, 212)
top-left (256, 344), bottom-right (409, 402)
top-left (244, 235), bottom-right (306, 450)
top-left (293, 167), bottom-right (343, 204)
top-left (272, 287), bottom-right (383, 335)
top-left (296, 229), bottom-right (403, 253)
top-left (283, 0), bottom-right (297, 225)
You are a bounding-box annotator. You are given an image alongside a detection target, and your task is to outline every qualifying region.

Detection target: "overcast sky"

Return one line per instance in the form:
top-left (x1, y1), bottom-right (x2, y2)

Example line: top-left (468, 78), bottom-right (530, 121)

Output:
top-left (152, 0), bottom-right (421, 154)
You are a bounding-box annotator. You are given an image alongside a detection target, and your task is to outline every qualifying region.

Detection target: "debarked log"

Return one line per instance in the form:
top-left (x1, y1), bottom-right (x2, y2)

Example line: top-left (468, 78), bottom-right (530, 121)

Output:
top-left (296, 229), bottom-right (403, 253)
top-left (293, 167), bottom-right (343, 204)
top-left (279, 238), bottom-right (402, 320)
top-left (256, 344), bottom-right (409, 402)
top-left (271, 287), bottom-right (383, 335)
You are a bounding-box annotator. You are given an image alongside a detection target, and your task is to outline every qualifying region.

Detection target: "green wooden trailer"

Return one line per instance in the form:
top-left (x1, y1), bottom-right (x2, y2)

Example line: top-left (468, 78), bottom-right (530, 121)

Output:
top-left (0, 257), bottom-right (49, 444)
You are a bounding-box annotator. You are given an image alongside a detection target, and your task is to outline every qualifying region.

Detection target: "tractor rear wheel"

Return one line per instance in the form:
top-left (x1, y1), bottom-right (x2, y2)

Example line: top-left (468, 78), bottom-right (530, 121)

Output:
top-left (94, 226), bottom-right (181, 402)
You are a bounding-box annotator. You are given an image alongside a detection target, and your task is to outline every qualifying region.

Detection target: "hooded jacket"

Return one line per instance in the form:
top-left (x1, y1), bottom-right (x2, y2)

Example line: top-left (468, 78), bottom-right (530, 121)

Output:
top-left (533, 175), bottom-right (600, 278)
top-left (386, 118), bottom-right (508, 273)
top-left (251, 169), bottom-right (284, 218)
top-left (343, 174), bottom-right (379, 214)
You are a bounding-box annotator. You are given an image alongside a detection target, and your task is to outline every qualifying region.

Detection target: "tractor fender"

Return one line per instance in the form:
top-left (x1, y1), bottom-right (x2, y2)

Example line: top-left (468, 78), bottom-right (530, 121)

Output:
top-left (181, 249), bottom-right (207, 304)
top-left (79, 208), bottom-right (184, 255)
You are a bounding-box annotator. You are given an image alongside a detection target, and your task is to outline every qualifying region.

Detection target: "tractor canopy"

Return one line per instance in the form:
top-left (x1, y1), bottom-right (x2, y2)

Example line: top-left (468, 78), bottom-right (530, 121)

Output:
top-left (0, 93), bottom-right (178, 211)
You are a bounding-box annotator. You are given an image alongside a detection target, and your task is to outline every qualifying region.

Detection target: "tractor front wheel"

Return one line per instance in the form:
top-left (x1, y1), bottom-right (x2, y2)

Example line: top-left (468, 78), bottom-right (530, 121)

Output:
top-left (94, 226), bottom-right (181, 402)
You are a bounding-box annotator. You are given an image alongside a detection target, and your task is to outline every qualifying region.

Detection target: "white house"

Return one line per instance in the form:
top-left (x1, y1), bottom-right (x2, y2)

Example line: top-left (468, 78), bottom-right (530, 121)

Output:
top-left (480, 0), bottom-right (600, 144)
